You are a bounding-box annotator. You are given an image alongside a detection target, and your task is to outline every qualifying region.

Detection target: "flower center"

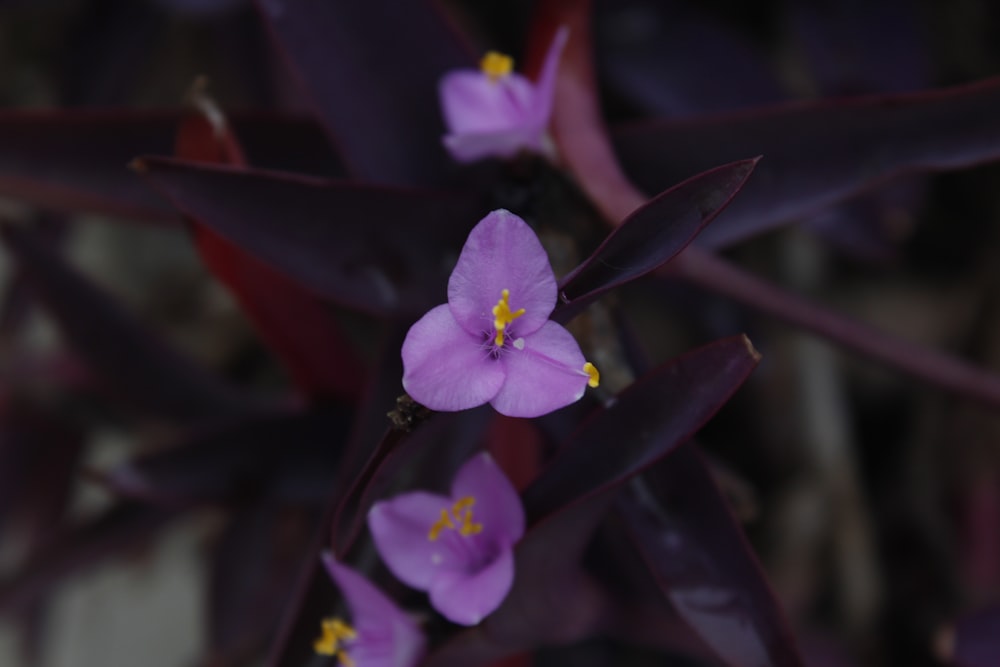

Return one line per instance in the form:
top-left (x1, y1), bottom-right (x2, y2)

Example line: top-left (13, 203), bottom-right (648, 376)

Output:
top-left (492, 289), bottom-right (526, 347)
top-left (428, 496), bottom-right (484, 541)
top-left (480, 51), bottom-right (514, 82)
top-left (314, 617), bottom-right (358, 666)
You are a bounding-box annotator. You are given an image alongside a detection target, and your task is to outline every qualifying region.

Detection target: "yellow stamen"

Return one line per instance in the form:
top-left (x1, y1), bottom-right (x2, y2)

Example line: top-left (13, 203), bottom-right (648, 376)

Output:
top-left (583, 362), bottom-right (600, 388)
top-left (480, 51), bottom-right (514, 81)
top-left (314, 617), bottom-right (357, 661)
top-left (428, 496), bottom-right (484, 541)
top-left (492, 289), bottom-right (526, 347)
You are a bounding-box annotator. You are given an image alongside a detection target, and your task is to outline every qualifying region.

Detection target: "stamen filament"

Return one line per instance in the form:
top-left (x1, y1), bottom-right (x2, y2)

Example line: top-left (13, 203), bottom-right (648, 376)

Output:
top-left (480, 51), bottom-right (514, 81)
top-left (314, 617), bottom-right (358, 663)
top-left (428, 496), bottom-right (484, 541)
top-left (492, 289), bottom-right (526, 347)
top-left (583, 362), bottom-right (600, 388)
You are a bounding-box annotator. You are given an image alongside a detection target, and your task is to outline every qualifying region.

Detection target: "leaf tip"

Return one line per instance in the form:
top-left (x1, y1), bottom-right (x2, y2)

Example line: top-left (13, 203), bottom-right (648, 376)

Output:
top-left (740, 334), bottom-right (762, 363)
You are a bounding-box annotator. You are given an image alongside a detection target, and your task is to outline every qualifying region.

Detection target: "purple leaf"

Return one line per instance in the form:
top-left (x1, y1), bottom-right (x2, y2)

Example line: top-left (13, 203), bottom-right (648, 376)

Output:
top-left (553, 158), bottom-right (758, 323)
top-left (253, 0), bottom-right (472, 186)
top-left (619, 443), bottom-right (805, 667)
top-left (0, 222), bottom-right (253, 422)
top-left (136, 157), bottom-right (483, 316)
top-left (426, 335), bottom-right (761, 664)
top-left (613, 78), bottom-right (1000, 248)
top-left (950, 603), bottom-right (1000, 667)
top-left (99, 409), bottom-right (348, 507)
top-left (0, 111), bottom-right (340, 221)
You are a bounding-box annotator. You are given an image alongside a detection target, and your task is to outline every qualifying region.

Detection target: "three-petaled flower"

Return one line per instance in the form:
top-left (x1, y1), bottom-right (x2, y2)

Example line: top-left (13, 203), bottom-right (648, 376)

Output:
top-left (401, 208), bottom-right (598, 418)
top-left (367, 452), bottom-right (525, 625)
top-left (314, 553), bottom-right (426, 667)
top-left (438, 27), bottom-right (569, 163)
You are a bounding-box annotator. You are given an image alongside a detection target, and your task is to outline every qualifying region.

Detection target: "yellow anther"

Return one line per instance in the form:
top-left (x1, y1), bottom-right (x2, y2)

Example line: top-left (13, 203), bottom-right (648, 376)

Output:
top-left (314, 617), bottom-right (357, 659)
top-left (583, 362), bottom-right (600, 388)
top-left (428, 496), bottom-right (484, 541)
top-left (480, 51), bottom-right (514, 81)
top-left (492, 289), bottom-right (526, 347)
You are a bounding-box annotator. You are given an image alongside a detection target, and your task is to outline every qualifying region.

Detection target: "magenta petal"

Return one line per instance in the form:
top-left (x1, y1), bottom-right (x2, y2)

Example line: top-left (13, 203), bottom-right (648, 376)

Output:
top-left (439, 71), bottom-right (535, 134)
top-left (443, 126), bottom-right (542, 163)
top-left (320, 554), bottom-right (426, 667)
top-left (368, 491), bottom-right (461, 590)
top-left (491, 320), bottom-right (589, 418)
top-left (447, 210), bottom-right (556, 336)
top-left (450, 452), bottom-right (525, 543)
top-left (530, 26), bottom-right (570, 127)
top-left (401, 304), bottom-right (506, 411)
top-left (428, 546), bottom-right (515, 626)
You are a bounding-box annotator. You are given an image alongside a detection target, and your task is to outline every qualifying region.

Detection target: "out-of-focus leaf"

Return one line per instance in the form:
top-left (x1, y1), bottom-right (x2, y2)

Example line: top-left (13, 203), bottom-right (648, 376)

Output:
top-left (0, 111), bottom-right (340, 221)
top-left (553, 158), bottom-right (758, 323)
top-left (426, 336), bottom-right (760, 665)
top-left (596, 0), bottom-right (784, 116)
top-left (0, 222), bottom-right (253, 422)
top-left (136, 157), bottom-right (483, 316)
top-left (175, 109), bottom-right (366, 400)
top-left (0, 502), bottom-right (178, 615)
top-left (99, 408), bottom-right (348, 507)
top-left (253, 0), bottom-right (471, 187)
top-left (613, 78), bottom-right (1000, 248)
top-left (949, 603), bottom-right (1000, 667)
top-left (620, 443), bottom-right (805, 667)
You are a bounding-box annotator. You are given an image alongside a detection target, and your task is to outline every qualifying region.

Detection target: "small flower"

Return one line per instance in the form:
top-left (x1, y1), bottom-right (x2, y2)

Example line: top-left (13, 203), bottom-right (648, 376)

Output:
top-left (314, 553), bottom-right (426, 667)
top-left (438, 27), bottom-right (569, 163)
top-left (401, 209), bottom-right (599, 418)
top-left (367, 452), bottom-right (525, 625)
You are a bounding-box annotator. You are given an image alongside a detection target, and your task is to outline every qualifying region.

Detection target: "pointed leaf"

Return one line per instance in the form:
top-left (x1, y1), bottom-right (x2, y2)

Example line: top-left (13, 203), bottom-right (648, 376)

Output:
top-left (0, 222), bottom-right (253, 422)
top-left (613, 77), bottom-right (1000, 248)
top-left (619, 444), bottom-right (806, 667)
top-left (136, 157), bottom-right (483, 316)
top-left (254, 0), bottom-right (471, 186)
top-left (553, 158), bottom-right (757, 322)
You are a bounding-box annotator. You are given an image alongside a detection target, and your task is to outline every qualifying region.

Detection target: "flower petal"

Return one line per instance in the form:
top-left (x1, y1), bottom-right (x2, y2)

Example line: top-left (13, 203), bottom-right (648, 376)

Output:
top-left (442, 126), bottom-right (542, 163)
top-left (402, 304), bottom-right (506, 411)
top-left (439, 71), bottom-right (535, 135)
top-left (447, 210), bottom-right (556, 337)
top-left (530, 26), bottom-right (570, 127)
top-left (428, 546), bottom-right (515, 625)
top-left (450, 452), bottom-right (525, 544)
top-left (490, 320), bottom-right (589, 418)
top-left (368, 491), bottom-right (467, 590)
top-left (320, 554), bottom-right (426, 667)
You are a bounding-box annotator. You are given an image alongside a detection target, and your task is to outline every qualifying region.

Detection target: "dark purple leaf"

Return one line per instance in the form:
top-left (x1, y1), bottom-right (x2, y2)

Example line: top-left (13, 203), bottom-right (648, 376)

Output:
top-left (426, 336), bottom-right (761, 665)
top-left (619, 443), bottom-right (805, 667)
top-left (253, 0), bottom-right (472, 187)
top-left (950, 603), bottom-right (1000, 667)
top-left (613, 78), bottom-right (1000, 248)
top-left (136, 157), bottom-right (484, 316)
top-left (553, 158), bottom-right (758, 323)
top-left (0, 111), bottom-right (340, 221)
top-left (0, 222), bottom-right (253, 422)
top-left (0, 502), bottom-right (178, 615)
top-left (98, 408), bottom-right (349, 507)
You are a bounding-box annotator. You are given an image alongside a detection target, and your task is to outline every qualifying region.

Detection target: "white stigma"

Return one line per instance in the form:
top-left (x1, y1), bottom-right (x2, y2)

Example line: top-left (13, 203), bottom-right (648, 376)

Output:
top-left (513, 338), bottom-right (525, 350)
top-left (431, 553), bottom-right (442, 565)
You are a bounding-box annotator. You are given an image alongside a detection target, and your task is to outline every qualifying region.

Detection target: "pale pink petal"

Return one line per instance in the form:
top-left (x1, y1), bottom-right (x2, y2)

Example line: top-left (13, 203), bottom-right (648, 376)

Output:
top-left (439, 71), bottom-right (535, 134)
top-left (447, 210), bottom-right (556, 337)
top-left (530, 26), bottom-right (570, 127)
top-left (450, 452), bottom-right (525, 544)
top-left (490, 320), bottom-right (589, 418)
top-left (427, 546), bottom-right (515, 626)
top-left (367, 491), bottom-right (464, 590)
top-left (401, 304), bottom-right (506, 411)
top-left (442, 125), bottom-right (542, 163)
top-left (320, 554), bottom-right (426, 667)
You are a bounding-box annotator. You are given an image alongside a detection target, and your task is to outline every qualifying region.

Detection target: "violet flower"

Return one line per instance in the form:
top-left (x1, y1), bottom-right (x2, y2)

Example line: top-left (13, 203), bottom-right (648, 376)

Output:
top-left (367, 452), bottom-right (525, 625)
top-left (438, 27), bottom-right (569, 163)
top-left (314, 553), bottom-right (425, 667)
top-left (401, 209), bottom-right (599, 418)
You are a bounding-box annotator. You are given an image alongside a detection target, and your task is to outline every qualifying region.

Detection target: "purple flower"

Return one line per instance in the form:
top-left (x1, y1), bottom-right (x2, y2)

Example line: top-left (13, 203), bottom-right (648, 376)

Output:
top-left (367, 452), bottom-right (525, 625)
top-left (314, 553), bottom-right (425, 667)
top-left (438, 27), bottom-right (569, 163)
top-left (401, 209), bottom-right (599, 418)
